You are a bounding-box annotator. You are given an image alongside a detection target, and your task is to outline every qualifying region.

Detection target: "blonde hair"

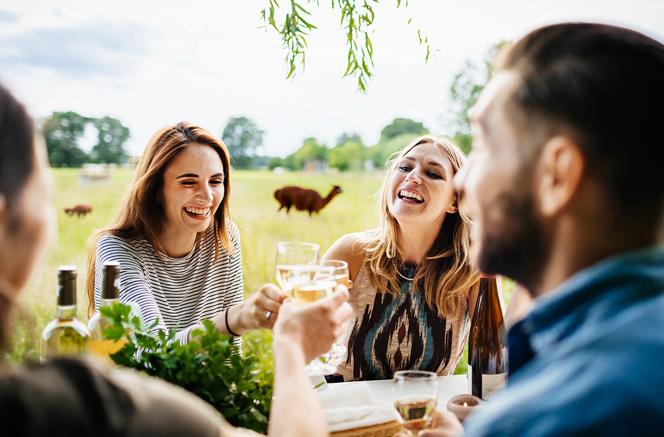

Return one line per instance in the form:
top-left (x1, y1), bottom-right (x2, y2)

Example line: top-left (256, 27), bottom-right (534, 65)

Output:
top-left (85, 122), bottom-right (233, 316)
top-left (363, 135), bottom-right (478, 317)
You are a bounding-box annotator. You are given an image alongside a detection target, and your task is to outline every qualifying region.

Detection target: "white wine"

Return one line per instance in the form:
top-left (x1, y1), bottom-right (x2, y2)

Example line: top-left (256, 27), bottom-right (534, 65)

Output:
top-left (291, 279), bottom-right (336, 303)
top-left (41, 266), bottom-right (90, 359)
top-left (88, 261), bottom-right (127, 359)
top-left (276, 264), bottom-right (318, 296)
top-left (394, 398), bottom-right (437, 435)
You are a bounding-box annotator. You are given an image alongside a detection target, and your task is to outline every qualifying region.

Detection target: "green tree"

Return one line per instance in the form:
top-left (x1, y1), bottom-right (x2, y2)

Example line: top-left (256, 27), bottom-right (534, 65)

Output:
top-left (336, 132), bottom-right (364, 147)
top-left (289, 137), bottom-right (329, 170)
top-left (221, 116), bottom-right (265, 169)
top-left (446, 43), bottom-right (505, 153)
top-left (43, 111), bottom-right (89, 167)
top-left (379, 117), bottom-right (428, 142)
top-left (90, 116), bottom-right (130, 164)
top-left (329, 141), bottom-right (366, 171)
top-left (367, 132), bottom-right (415, 168)
top-left (261, 0), bottom-right (431, 92)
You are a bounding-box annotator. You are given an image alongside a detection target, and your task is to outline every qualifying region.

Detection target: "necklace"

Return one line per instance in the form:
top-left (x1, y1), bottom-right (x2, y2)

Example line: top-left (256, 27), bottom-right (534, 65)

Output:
top-left (393, 259), bottom-right (416, 281)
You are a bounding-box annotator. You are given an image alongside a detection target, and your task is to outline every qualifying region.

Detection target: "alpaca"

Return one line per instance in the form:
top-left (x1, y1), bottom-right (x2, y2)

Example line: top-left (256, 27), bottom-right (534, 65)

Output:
top-left (64, 204), bottom-right (93, 217)
top-left (274, 185), bottom-right (342, 215)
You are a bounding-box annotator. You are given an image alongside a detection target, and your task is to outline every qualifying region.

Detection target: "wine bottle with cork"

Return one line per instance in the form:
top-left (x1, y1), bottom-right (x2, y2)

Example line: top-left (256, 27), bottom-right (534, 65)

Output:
top-left (41, 266), bottom-right (90, 359)
top-left (468, 274), bottom-right (507, 400)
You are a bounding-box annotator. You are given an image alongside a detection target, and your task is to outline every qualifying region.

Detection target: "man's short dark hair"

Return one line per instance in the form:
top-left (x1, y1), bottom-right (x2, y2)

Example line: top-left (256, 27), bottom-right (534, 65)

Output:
top-left (496, 23), bottom-right (664, 224)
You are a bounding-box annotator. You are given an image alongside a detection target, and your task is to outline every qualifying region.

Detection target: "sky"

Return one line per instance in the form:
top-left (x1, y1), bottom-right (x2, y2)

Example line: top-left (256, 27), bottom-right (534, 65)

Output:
top-left (1, 0), bottom-right (662, 157)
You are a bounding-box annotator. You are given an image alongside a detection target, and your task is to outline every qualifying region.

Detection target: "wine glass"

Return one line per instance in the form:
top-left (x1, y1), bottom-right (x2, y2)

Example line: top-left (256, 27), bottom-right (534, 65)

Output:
top-left (320, 259), bottom-right (350, 365)
top-left (275, 242), bottom-right (320, 296)
top-left (287, 264), bottom-right (338, 375)
top-left (392, 370), bottom-right (439, 436)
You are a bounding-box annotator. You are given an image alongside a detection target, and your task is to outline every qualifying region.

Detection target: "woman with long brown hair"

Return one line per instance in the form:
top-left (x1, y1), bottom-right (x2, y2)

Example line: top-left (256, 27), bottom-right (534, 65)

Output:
top-left (324, 135), bottom-right (479, 381)
top-left (85, 122), bottom-right (283, 344)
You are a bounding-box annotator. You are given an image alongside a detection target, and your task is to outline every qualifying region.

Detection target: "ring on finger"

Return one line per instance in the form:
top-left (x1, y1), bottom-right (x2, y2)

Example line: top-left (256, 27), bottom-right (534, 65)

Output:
top-left (265, 310), bottom-right (273, 320)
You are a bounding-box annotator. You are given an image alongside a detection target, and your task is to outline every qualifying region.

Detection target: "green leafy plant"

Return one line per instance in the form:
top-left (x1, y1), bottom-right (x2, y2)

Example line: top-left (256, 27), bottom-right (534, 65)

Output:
top-left (100, 303), bottom-right (273, 433)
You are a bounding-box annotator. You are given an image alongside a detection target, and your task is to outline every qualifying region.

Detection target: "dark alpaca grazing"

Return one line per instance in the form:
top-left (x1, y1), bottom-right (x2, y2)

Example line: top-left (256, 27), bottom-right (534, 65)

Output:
top-left (274, 185), bottom-right (343, 215)
top-left (64, 204), bottom-right (93, 217)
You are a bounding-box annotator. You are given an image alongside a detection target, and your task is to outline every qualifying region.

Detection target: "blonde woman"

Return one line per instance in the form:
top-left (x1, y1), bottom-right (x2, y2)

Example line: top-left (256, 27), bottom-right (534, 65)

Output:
top-left (324, 135), bottom-right (479, 381)
top-left (85, 122), bottom-right (285, 344)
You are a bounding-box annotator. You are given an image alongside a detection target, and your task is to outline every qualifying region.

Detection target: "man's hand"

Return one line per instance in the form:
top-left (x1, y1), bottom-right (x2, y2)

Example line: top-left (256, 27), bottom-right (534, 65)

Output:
top-left (272, 285), bottom-right (352, 362)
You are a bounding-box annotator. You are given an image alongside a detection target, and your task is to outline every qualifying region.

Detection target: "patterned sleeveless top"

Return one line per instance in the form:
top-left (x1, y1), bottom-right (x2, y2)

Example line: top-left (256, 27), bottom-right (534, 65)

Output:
top-left (335, 261), bottom-right (470, 381)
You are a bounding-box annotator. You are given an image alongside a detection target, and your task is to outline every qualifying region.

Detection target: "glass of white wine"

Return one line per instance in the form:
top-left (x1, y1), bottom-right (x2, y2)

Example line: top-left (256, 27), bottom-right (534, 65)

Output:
top-left (392, 370), bottom-right (439, 436)
top-left (275, 242), bottom-right (320, 296)
top-left (289, 264), bottom-right (338, 375)
top-left (320, 259), bottom-right (350, 366)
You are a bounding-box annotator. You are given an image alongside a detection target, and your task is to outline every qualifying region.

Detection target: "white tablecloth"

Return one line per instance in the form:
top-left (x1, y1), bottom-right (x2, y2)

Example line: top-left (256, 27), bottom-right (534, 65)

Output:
top-left (318, 375), bottom-right (468, 432)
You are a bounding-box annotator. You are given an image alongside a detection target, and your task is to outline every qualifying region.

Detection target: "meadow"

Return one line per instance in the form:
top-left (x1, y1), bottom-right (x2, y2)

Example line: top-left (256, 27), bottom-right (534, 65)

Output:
top-left (11, 167), bottom-right (512, 373)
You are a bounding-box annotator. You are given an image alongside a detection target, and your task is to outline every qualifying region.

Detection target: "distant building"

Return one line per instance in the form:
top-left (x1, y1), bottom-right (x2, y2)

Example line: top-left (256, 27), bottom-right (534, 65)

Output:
top-left (303, 159), bottom-right (327, 172)
top-left (79, 163), bottom-right (111, 185)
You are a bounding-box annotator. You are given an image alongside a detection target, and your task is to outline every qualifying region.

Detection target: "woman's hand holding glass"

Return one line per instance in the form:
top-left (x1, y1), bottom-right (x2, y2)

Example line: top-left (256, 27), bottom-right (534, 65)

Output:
top-left (237, 284), bottom-right (287, 330)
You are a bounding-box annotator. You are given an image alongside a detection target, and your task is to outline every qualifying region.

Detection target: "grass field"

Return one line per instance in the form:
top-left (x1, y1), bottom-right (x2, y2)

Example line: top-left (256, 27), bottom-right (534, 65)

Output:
top-left (12, 167), bottom-right (511, 374)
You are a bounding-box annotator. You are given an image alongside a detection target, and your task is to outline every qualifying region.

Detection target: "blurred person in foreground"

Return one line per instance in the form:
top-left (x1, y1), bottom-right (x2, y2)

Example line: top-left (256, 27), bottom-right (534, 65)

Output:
top-left (0, 84), bottom-right (351, 436)
top-left (423, 22), bottom-right (664, 437)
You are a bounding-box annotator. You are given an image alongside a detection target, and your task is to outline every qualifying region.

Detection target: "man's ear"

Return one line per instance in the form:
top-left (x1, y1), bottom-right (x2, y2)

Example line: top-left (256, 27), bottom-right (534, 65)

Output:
top-left (535, 135), bottom-right (585, 217)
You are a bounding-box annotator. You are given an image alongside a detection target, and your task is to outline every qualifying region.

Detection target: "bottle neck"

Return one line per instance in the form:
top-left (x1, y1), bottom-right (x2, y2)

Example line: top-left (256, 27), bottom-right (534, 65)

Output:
top-left (56, 304), bottom-right (77, 320)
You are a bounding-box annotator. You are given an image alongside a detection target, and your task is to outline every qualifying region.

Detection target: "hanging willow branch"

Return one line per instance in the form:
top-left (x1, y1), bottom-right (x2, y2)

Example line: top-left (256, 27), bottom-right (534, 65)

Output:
top-left (260, 0), bottom-right (432, 93)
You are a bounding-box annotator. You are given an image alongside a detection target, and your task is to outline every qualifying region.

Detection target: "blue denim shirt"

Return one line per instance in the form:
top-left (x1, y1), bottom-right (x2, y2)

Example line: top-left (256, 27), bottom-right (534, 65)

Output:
top-left (464, 246), bottom-right (664, 436)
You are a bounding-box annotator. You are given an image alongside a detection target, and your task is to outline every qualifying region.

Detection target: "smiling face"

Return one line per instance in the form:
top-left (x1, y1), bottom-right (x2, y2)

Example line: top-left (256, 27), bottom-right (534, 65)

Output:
top-left (454, 72), bottom-right (550, 287)
top-left (387, 141), bottom-right (457, 229)
top-left (160, 143), bottom-right (225, 242)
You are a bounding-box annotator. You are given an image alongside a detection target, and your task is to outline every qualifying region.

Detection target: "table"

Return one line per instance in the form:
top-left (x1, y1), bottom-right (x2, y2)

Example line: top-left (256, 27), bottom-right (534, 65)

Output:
top-left (322, 375), bottom-right (468, 436)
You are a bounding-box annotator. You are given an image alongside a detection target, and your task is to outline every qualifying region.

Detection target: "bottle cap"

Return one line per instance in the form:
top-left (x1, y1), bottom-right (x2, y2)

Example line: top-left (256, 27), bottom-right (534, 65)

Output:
top-left (57, 265), bottom-right (77, 306)
top-left (102, 261), bottom-right (121, 299)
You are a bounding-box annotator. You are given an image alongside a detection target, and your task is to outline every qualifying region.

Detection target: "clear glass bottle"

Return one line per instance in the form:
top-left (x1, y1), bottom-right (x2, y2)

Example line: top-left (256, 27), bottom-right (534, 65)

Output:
top-left (88, 261), bottom-right (127, 358)
top-left (468, 274), bottom-right (507, 400)
top-left (41, 266), bottom-right (90, 358)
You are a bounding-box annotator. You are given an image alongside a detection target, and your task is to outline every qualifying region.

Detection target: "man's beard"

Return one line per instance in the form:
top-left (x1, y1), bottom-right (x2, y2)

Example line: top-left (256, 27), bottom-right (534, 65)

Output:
top-left (477, 189), bottom-right (551, 296)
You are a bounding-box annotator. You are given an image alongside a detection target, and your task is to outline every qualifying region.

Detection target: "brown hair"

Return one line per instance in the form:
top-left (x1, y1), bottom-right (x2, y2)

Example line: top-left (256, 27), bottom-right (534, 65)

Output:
top-left (363, 135), bottom-right (478, 318)
top-left (85, 122), bottom-right (233, 316)
top-left (494, 22), bottom-right (664, 223)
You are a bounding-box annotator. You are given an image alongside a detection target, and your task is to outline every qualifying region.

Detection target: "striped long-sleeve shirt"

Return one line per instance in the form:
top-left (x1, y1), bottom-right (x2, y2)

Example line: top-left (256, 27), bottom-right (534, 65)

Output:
top-left (94, 223), bottom-right (244, 344)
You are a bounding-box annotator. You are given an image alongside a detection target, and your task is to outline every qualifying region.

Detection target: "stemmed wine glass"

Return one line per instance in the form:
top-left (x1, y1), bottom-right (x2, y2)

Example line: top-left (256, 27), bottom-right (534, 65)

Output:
top-left (320, 259), bottom-right (350, 365)
top-left (275, 242), bottom-right (337, 375)
top-left (392, 370), bottom-right (439, 436)
top-left (275, 242), bottom-right (320, 295)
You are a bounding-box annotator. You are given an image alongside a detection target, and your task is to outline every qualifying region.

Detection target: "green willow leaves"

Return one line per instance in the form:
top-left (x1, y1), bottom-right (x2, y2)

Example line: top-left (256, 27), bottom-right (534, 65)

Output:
top-left (261, 0), bottom-right (432, 92)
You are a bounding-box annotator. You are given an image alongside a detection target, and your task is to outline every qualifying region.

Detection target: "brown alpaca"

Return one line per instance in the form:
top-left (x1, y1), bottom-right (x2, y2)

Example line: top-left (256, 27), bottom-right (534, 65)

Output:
top-left (64, 204), bottom-right (93, 217)
top-left (274, 185), bottom-right (342, 215)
